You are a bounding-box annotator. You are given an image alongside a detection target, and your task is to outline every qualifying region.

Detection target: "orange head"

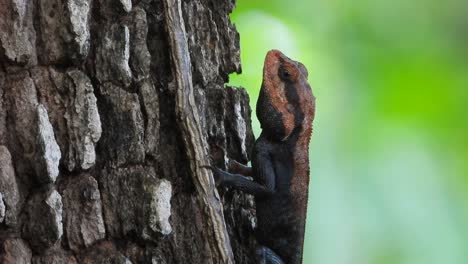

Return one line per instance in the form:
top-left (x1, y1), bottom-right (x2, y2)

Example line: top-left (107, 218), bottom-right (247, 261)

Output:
top-left (257, 50), bottom-right (315, 141)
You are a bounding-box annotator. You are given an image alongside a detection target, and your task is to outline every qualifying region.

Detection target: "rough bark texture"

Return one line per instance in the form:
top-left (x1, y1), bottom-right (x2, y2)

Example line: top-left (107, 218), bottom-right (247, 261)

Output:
top-left (0, 0), bottom-right (257, 263)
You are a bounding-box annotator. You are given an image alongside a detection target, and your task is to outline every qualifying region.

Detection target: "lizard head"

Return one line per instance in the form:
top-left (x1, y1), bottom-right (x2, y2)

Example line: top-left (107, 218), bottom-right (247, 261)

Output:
top-left (257, 49), bottom-right (315, 142)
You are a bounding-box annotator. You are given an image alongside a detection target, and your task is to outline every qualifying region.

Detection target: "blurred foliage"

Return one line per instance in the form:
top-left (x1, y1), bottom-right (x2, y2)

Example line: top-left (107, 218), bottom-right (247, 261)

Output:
top-left (228, 0), bottom-right (468, 263)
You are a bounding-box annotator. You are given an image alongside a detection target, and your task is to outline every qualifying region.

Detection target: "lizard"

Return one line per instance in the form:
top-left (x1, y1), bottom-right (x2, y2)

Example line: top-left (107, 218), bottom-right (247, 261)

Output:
top-left (209, 49), bottom-right (316, 264)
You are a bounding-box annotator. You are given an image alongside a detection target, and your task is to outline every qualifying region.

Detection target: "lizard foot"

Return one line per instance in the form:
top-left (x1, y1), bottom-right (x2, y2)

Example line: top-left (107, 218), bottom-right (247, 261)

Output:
top-left (256, 246), bottom-right (284, 264)
top-left (201, 165), bottom-right (225, 187)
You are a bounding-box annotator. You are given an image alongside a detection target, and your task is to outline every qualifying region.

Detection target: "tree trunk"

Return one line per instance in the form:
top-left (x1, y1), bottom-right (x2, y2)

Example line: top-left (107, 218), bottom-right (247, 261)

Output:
top-left (0, 0), bottom-right (257, 263)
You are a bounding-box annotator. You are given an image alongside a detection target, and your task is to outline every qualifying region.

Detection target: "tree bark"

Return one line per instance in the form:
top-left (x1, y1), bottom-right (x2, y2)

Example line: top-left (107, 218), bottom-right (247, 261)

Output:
top-left (0, 0), bottom-right (257, 263)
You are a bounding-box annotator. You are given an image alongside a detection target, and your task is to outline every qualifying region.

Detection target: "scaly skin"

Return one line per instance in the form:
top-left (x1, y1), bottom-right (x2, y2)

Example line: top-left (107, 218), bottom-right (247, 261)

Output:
top-left (212, 50), bottom-right (315, 264)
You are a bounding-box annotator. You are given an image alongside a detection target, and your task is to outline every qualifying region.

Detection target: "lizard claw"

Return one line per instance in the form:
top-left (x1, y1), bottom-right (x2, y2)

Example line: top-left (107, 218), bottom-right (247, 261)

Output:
top-left (200, 165), bottom-right (224, 187)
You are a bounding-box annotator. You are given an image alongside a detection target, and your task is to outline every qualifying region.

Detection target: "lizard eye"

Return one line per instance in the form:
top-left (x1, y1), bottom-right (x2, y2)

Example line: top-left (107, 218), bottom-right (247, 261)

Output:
top-left (278, 67), bottom-right (291, 81)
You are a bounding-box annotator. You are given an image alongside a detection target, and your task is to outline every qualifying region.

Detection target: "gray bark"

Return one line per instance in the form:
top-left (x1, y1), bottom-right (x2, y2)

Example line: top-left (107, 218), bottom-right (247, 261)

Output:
top-left (0, 0), bottom-right (257, 263)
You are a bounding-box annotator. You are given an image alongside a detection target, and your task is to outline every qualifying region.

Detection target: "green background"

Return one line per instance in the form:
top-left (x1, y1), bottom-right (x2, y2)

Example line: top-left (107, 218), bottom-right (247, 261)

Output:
top-left (228, 0), bottom-right (468, 263)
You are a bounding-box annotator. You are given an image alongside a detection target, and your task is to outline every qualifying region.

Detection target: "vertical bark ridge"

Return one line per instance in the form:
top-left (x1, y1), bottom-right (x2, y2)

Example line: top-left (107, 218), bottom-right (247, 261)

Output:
top-left (163, 0), bottom-right (234, 263)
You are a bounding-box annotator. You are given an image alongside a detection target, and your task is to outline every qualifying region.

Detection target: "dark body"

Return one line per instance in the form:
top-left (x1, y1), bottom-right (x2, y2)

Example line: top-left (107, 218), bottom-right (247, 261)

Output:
top-left (212, 50), bottom-right (315, 264)
top-left (253, 129), bottom-right (303, 263)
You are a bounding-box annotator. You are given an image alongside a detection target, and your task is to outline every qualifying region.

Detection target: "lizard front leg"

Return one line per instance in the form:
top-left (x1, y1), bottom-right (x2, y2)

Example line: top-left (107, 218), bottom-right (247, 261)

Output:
top-left (209, 166), bottom-right (272, 197)
top-left (227, 159), bottom-right (253, 177)
top-left (209, 146), bottom-right (276, 197)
